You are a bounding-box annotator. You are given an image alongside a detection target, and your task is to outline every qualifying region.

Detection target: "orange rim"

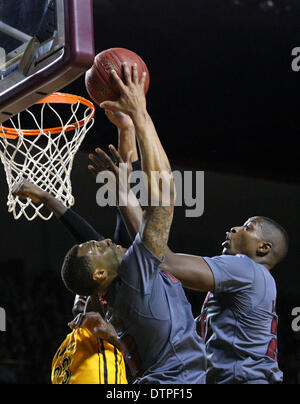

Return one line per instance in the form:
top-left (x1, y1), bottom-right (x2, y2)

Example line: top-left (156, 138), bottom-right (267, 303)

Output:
top-left (0, 92), bottom-right (95, 139)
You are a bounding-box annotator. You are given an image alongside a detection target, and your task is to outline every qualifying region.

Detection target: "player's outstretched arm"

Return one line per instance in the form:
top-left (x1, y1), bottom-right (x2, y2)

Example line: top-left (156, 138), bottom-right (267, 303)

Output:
top-left (89, 145), bottom-right (143, 241)
top-left (100, 63), bottom-right (168, 197)
top-left (105, 110), bottom-right (138, 163)
top-left (99, 64), bottom-right (174, 259)
top-left (101, 110), bottom-right (141, 248)
top-left (12, 179), bottom-right (103, 244)
top-left (12, 179), bottom-right (110, 321)
top-left (162, 250), bottom-right (215, 291)
top-left (97, 64), bottom-right (212, 283)
top-left (12, 179), bottom-right (67, 218)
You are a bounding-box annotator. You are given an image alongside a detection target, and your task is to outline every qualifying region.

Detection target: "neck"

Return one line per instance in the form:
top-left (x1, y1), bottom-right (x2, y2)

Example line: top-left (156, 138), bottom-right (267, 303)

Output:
top-left (252, 256), bottom-right (273, 271)
top-left (100, 271), bottom-right (118, 297)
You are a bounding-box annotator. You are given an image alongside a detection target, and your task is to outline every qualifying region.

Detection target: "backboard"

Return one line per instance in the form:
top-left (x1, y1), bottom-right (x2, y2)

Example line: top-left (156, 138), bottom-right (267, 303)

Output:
top-left (0, 0), bottom-right (95, 124)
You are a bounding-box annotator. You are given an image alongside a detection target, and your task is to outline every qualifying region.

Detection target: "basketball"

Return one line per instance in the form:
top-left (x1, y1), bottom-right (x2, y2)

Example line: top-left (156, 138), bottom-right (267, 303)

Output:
top-left (85, 48), bottom-right (150, 105)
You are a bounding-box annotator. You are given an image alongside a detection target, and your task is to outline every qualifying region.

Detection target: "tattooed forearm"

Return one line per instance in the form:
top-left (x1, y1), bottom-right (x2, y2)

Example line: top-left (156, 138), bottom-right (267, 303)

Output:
top-left (142, 206), bottom-right (174, 259)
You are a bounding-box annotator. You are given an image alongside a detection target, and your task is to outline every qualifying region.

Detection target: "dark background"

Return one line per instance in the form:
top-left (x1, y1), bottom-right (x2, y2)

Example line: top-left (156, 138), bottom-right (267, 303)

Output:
top-left (0, 0), bottom-right (299, 384)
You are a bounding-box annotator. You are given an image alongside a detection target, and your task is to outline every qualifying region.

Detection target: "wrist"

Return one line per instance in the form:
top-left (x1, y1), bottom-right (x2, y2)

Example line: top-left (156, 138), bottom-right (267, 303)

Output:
top-left (129, 107), bottom-right (149, 126)
top-left (41, 191), bottom-right (67, 218)
top-left (118, 125), bottom-right (135, 139)
top-left (40, 190), bottom-right (51, 205)
top-left (117, 125), bottom-right (135, 136)
top-left (117, 121), bottom-right (135, 131)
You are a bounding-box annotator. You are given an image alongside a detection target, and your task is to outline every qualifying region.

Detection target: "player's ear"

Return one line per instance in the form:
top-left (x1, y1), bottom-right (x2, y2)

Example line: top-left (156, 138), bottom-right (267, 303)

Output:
top-left (92, 269), bottom-right (106, 282)
top-left (257, 241), bottom-right (272, 257)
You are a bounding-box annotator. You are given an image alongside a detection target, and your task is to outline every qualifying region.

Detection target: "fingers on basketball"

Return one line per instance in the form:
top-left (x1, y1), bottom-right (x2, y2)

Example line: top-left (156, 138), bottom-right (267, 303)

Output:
top-left (132, 63), bottom-right (139, 85)
top-left (140, 71), bottom-right (147, 90)
top-left (111, 68), bottom-right (126, 92)
top-left (122, 62), bottom-right (132, 86)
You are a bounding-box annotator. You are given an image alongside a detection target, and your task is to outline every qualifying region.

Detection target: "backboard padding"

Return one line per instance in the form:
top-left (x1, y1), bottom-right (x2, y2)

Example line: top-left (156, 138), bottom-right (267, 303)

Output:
top-left (0, 0), bottom-right (95, 124)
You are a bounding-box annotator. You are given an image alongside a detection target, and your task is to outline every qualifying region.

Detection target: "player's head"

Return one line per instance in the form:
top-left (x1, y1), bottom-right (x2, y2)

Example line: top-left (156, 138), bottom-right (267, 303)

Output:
top-left (222, 216), bottom-right (288, 269)
top-left (61, 239), bottom-right (127, 296)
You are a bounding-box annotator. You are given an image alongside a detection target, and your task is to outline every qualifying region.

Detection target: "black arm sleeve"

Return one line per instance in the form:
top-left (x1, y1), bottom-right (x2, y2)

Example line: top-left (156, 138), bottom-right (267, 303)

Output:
top-left (59, 209), bottom-right (106, 244)
top-left (113, 160), bottom-right (142, 248)
top-left (60, 160), bottom-right (142, 247)
top-left (113, 213), bottom-right (132, 248)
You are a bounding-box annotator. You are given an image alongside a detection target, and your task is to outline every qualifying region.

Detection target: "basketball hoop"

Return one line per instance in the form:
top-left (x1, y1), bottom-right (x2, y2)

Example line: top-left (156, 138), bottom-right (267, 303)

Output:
top-left (0, 93), bottom-right (95, 221)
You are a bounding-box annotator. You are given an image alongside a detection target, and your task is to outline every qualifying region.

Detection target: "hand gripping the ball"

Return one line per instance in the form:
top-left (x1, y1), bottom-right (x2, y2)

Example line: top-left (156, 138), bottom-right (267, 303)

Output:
top-left (100, 63), bottom-right (148, 119)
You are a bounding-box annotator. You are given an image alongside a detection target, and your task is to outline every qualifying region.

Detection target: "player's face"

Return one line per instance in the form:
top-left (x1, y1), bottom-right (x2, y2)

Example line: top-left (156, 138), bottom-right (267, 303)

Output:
top-left (77, 239), bottom-right (125, 271)
top-left (222, 217), bottom-right (264, 258)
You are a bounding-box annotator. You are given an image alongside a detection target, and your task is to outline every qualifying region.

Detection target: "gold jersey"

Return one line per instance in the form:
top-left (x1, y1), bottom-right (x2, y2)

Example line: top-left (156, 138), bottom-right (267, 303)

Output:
top-left (51, 328), bottom-right (127, 384)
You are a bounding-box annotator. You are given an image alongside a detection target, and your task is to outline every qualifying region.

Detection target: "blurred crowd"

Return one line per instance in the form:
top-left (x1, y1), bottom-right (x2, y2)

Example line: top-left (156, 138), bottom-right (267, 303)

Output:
top-left (0, 265), bottom-right (74, 384)
top-left (0, 263), bottom-right (299, 384)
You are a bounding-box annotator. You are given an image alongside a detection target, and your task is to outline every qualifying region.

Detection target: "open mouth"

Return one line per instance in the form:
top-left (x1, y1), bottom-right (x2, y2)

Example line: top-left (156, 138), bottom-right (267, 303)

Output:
top-left (222, 240), bottom-right (230, 248)
top-left (222, 233), bottom-right (231, 248)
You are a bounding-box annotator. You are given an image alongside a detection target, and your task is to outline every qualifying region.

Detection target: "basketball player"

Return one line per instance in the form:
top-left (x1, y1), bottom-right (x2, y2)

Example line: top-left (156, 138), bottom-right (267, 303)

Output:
top-left (12, 177), bottom-right (128, 384)
top-left (60, 63), bottom-right (207, 384)
top-left (163, 217), bottom-right (287, 384)
top-left (51, 302), bottom-right (127, 384)
top-left (95, 106), bottom-right (287, 384)
top-left (89, 64), bottom-right (288, 385)
top-left (11, 110), bottom-right (138, 385)
top-left (100, 152), bottom-right (287, 385)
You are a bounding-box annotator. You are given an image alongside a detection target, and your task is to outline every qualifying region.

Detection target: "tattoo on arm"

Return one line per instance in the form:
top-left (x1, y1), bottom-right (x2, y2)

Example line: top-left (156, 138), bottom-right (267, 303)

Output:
top-left (142, 206), bottom-right (174, 259)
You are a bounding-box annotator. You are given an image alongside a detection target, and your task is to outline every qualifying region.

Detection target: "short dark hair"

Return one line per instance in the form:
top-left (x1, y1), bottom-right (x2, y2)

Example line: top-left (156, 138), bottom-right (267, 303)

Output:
top-left (255, 216), bottom-right (289, 264)
top-left (61, 245), bottom-right (98, 296)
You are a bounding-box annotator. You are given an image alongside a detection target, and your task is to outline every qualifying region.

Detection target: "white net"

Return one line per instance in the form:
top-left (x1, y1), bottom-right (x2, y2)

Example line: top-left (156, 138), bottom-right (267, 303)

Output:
top-left (0, 93), bottom-right (95, 220)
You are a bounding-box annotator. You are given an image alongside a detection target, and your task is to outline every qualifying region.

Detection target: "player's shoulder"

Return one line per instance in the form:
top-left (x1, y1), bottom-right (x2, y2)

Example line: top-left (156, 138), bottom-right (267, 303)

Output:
top-left (209, 253), bottom-right (254, 266)
top-left (226, 254), bottom-right (273, 276)
top-left (236, 254), bottom-right (272, 274)
top-left (236, 254), bottom-right (276, 287)
top-left (216, 253), bottom-right (263, 268)
top-left (203, 253), bottom-right (255, 281)
top-left (123, 232), bottom-right (163, 265)
top-left (235, 253), bottom-right (256, 265)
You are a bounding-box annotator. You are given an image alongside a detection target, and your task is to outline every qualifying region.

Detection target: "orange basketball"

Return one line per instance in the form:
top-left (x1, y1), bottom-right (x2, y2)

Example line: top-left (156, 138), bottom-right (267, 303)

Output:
top-left (85, 48), bottom-right (150, 105)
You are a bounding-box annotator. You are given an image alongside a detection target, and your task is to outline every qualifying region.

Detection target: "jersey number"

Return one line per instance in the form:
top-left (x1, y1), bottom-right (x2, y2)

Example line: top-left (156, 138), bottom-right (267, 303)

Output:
top-left (53, 357), bottom-right (71, 384)
top-left (266, 317), bottom-right (278, 360)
